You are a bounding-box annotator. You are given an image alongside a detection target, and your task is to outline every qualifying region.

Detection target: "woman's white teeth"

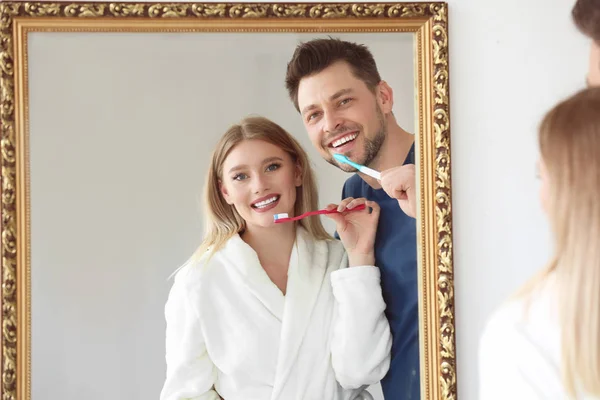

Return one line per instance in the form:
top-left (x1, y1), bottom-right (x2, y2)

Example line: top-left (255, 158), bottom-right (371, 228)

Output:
top-left (332, 133), bottom-right (358, 148)
top-left (254, 196), bottom-right (278, 208)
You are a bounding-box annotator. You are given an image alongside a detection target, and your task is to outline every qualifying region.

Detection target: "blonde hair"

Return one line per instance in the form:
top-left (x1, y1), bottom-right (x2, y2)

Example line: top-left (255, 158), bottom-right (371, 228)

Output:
top-left (520, 87), bottom-right (600, 396)
top-left (194, 116), bottom-right (332, 261)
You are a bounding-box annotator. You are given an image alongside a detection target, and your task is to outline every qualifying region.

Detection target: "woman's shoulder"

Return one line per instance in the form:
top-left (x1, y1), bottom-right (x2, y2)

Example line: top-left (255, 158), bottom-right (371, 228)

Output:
top-left (492, 274), bottom-right (557, 327)
top-left (478, 274), bottom-right (577, 398)
top-left (319, 235), bottom-right (348, 265)
top-left (480, 274), bottom-right (561, 372)
top-left (170, 248), bottom-right (227, 289)
top-left (480, 298), bottom-right (527, 345)
top-left (324, 236), bottom-right (346, 253)
top-left (483, 277), bottom-right (557, 340)
top-left (297, 226), bottom-right (348, 267)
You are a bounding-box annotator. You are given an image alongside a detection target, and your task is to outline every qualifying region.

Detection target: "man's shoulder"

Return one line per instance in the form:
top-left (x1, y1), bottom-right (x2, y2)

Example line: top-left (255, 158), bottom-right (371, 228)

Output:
top-left (342, 173), bottom-right (365, 196)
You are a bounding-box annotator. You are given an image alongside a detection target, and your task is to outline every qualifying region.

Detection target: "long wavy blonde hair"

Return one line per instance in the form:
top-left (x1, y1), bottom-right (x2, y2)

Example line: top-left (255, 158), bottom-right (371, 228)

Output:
top-left (193, 116), bottom-right (332, 261)
top-left (520, 87), bottom-right (600, 396)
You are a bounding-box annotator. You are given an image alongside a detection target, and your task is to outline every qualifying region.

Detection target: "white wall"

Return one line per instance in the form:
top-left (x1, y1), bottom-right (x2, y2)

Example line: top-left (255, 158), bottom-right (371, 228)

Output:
top-left (448, 0), bottom-right (588, 398)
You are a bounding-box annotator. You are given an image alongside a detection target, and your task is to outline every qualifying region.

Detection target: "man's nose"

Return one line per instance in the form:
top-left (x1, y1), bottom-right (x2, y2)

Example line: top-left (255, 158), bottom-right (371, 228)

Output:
top-left (323, 111), bottom-right (343, 134)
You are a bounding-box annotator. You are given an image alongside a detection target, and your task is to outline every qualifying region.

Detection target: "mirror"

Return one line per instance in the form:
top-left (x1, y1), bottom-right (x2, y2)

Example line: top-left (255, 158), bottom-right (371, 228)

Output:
top-left (0, 3), bottom-right (455, 400)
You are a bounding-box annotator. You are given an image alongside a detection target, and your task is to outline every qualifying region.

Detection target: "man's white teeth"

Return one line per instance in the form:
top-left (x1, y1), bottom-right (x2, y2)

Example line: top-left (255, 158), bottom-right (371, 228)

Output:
top-left (332, 133), bottom-right (358, 148)
top-left (254, 196), bottom-right (278, 208)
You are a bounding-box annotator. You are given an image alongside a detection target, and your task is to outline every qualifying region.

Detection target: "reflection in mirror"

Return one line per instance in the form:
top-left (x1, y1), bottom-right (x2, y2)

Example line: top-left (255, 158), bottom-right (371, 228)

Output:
top-left (29, 32), bottom-right (416, 400)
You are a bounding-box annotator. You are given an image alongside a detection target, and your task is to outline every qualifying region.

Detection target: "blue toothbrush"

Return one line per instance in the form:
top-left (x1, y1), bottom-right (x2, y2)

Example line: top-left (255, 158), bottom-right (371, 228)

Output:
top-left (333, 153), bottom-right (381, 180)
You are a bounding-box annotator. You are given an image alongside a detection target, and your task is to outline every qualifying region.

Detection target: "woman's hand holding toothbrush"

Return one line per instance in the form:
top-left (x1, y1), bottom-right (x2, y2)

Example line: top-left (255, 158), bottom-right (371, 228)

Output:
top-left (324, 197), bottom-right (380, 267)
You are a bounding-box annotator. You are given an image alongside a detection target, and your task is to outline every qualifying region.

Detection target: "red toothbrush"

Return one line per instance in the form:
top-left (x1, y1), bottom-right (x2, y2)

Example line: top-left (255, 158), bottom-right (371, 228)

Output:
top-left (273, 204), bottom-right (366, 223)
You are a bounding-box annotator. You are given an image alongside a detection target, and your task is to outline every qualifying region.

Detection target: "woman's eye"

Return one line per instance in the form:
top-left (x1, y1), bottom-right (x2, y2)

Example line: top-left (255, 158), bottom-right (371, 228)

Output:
top-left (266, 163), bottom-right (281, 172)
top-left (340, 98), bottom-right (352, 106)
top-left (233, 173), bottom-right (247, 181)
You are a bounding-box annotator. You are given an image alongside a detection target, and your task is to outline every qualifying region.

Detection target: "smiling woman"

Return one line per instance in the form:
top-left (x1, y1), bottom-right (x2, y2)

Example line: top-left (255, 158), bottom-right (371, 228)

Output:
top-left (197, 116), bottom-right (329, 260)
top-left (160, 115), bottom-right (391, 400)
top-left (0, 3), bottom-right (455, 400)
top-left (221, 141), bottom-right (301, 228)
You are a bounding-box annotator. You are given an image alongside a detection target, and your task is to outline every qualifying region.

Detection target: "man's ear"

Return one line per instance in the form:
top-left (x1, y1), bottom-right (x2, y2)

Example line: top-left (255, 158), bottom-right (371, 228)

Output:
top-left (377, 80), bottom-right (394, 114)
top-left (294, 161), bottom-right (303, 187)
top-left (219, 180), bottom-right (233, 204)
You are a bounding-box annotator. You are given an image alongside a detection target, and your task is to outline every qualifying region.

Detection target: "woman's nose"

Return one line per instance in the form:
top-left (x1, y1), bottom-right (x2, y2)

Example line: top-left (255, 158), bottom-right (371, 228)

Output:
top-left (252, 174), bottom-right (270, 194)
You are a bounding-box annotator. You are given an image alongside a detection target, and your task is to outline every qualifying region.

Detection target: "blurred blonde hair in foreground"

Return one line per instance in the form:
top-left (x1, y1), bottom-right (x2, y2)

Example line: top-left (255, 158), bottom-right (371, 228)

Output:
top-left (519, 87), bottom-right (600, 396)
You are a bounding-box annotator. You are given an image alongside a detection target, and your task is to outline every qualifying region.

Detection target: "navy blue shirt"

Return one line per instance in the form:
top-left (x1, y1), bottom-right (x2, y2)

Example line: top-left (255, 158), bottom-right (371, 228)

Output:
top-left (337, 143), bottom-right (419, 400)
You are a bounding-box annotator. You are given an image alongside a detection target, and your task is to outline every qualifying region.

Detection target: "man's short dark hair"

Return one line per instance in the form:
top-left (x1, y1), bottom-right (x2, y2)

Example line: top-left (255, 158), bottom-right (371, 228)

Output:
top-left (285, 37), bottom-right (382, 112)
top-left (572, 0), bottom-right (600, 43)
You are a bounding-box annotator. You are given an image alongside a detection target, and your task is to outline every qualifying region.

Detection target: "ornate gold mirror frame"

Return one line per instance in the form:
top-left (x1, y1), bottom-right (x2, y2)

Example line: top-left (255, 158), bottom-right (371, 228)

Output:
top-left (0, 2), bottom-right (455, 400)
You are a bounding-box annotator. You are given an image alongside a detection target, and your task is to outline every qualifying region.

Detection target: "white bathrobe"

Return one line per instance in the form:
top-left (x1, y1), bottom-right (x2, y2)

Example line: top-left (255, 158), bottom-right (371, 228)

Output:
top-left (160, 226), bottom-right (392, 400)
top-left (479, 273), bottom-right (600, 400)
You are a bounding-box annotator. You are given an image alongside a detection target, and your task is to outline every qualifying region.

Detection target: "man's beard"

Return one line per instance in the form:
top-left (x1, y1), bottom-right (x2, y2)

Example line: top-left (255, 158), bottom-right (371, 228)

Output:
top-left (324, 105), bottom-right (386, 172)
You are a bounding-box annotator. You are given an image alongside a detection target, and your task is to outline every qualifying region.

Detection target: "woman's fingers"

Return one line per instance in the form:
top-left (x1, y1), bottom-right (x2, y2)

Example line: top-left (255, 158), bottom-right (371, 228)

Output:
top-left (336, 197), bottom-right (355, 212)
top-left (346, 197), bottom-right (367, 210)
top-left (365, 200), bottom-right (380, 216)
top-left (325, 203), bottom-right (338, 211)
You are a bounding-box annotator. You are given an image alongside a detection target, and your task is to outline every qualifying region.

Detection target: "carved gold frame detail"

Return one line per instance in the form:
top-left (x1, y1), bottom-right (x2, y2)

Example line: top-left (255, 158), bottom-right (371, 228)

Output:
top-left (0, 2), bottom-right (455, 400)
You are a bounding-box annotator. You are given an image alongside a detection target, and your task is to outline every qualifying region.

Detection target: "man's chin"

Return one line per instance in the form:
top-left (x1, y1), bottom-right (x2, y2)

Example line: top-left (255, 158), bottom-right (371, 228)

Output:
top-left (337, 163), bottom-right (358, 173)
top-left (324, 155), bottom-right (358, 173)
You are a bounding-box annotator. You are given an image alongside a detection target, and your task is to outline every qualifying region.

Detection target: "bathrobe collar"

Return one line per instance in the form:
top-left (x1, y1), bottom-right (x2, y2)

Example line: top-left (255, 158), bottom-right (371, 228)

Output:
top-left (218, 225), bottom-right (329, 397)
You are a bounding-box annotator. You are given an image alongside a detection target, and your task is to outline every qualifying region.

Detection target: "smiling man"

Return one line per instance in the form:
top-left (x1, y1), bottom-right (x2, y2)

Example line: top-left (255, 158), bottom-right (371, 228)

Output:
top-left (285, 38), bottom-right (420, 400)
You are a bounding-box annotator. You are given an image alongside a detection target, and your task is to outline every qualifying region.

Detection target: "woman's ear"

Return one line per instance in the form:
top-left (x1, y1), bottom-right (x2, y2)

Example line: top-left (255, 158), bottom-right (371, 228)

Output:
top-left (219, 179), bottom-right (233, 205)
top-left (294, 161), bottom-right (303, 187)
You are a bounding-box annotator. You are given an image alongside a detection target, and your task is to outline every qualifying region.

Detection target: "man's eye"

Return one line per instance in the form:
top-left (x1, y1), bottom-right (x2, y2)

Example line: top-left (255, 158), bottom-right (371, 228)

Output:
top-left (308, 112), bottom-right (321, 121)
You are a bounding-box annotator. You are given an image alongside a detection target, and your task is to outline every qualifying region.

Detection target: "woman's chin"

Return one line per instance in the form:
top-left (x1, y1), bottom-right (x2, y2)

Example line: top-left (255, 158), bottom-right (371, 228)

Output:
top-left (245, 217), bottom-right (280, 231)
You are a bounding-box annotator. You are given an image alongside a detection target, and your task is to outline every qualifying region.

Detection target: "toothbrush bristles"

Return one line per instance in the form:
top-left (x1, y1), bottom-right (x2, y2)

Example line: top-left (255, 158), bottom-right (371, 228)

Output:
top-left (273, 213), bottom-right (289, 221)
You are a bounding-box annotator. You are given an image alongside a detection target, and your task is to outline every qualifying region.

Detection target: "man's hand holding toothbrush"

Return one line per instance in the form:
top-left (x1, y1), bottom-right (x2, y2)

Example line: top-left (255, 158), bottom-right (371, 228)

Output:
top-left (332, 153), bottom-right (417, 219)
top-left (380, 164), bottom-right (416, 219)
